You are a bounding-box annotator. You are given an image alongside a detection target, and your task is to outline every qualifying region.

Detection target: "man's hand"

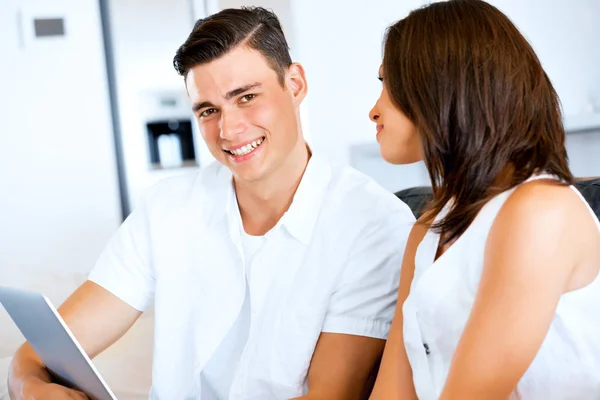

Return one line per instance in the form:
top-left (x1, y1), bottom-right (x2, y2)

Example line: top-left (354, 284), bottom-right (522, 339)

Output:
top-left (8, 281), bottom-right (141, 399)
top-left (14, 376), bottom-right (89, 400)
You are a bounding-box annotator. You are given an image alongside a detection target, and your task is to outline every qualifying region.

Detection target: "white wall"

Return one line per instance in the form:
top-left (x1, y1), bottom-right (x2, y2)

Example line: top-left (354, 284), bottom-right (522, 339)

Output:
top-left (566, 129), bottom-right (600, 178)
top-left (289, 0), bottom-right (431, 191)
top-left (108, 0), bottom-right (207, 211)
top-left (290, 0), bottom-right (426, 163)
top-left (0, 0), bottom-right (121, 275)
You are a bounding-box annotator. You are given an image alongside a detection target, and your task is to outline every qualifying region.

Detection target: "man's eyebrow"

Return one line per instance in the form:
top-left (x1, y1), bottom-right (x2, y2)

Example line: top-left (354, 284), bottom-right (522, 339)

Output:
top-left (224, 82), bottom-right (262, 100)
top-left (191, 82), bottom-right (262, 113)
top-left (192, 100), bottom-right (215, 113)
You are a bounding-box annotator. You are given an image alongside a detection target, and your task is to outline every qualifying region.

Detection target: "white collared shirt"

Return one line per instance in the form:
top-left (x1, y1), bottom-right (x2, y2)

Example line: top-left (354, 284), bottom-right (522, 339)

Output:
top-left (201, 231), bottom-right (264, 399)
top-left (88, 154), bottom-right (415, 399)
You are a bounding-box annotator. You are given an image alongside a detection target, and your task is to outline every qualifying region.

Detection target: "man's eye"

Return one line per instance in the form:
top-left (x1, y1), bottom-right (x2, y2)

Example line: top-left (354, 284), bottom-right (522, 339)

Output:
top-left (240, 94), bottom-right (257, 103)
top-left (200, 108), bottom-right (217, 117)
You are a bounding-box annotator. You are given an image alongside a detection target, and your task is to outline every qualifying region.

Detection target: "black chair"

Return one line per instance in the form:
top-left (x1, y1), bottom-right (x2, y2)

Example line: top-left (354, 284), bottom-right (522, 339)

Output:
top-left (395, 178), bottom-right (600, 220)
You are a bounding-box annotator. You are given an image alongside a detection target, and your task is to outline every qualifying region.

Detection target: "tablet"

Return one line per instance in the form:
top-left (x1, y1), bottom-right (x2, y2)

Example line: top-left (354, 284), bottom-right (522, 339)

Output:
top-left (0, 286), bottom-right (117, 400)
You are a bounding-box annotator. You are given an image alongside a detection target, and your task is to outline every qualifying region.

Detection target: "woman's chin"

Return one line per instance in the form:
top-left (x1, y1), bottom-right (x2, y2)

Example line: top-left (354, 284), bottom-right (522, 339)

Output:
top-left (379, 147), bottom-right (422, 165)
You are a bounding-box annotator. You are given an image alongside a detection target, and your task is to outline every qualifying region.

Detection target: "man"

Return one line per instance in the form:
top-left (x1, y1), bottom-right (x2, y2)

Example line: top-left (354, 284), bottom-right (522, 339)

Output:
top-left (8, 7), bottom-right (414, 399)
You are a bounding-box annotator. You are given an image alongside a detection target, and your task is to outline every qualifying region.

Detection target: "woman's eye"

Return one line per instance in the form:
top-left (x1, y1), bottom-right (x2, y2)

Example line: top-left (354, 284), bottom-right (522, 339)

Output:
top-left (240, 94), bottom-right (256, 103)
top-left (200, 108), bottom-right (217, 117)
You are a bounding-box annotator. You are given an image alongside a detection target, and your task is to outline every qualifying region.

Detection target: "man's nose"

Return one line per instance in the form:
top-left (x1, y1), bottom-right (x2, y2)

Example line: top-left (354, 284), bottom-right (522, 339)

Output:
top-left (219, 108), bottom-right (246, 140)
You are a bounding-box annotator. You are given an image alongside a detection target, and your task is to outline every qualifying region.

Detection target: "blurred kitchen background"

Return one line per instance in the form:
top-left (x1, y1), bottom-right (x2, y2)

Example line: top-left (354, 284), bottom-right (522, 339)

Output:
top-left (1, 0), bottom-right (599, 285)
top-left (1, 1), bottom-right (599, 397)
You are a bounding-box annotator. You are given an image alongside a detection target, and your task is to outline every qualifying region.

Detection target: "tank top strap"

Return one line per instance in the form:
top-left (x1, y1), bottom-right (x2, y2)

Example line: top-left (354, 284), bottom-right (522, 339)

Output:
top-left (523, 171), bottom-right (561, 183)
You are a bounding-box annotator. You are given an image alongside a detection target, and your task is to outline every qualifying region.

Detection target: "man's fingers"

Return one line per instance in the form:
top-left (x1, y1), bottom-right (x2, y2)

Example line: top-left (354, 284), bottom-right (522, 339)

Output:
top-left (67, 389), bottom-right (89, 400)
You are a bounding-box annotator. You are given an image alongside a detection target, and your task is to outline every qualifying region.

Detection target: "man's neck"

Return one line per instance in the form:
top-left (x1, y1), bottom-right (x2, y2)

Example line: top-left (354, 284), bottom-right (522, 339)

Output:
top-left (235, 143), bottom-right (311, 236)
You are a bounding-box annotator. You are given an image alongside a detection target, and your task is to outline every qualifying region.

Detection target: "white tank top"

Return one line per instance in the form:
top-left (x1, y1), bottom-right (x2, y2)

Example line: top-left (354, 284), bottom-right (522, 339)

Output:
top-left (402, 174), bottom-right (600, 399)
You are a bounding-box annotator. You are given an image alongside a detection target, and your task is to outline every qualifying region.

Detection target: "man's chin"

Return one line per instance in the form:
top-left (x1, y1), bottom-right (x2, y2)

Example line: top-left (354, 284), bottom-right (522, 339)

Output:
top-left (225, 151), bottom-right (271, 184)
top-left (230, 165), bottom-right (267, 185)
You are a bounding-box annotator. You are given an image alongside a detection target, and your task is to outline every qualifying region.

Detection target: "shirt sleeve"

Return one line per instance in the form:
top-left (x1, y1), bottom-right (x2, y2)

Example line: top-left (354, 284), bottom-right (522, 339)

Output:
top-left (321, 208), bottom-right (414, 339)
top-left (88, 197), bottom-right (155, 312)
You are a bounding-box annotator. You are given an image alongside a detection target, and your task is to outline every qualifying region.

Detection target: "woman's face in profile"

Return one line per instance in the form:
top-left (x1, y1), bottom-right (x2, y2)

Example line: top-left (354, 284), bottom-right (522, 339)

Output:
top-left (369, 66), bottom-right (423, 165)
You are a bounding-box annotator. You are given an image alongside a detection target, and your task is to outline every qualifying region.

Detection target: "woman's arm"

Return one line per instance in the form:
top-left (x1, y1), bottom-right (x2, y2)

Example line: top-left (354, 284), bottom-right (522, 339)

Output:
top-left (291, 333), bottom-right (386, 400)
top-left (440, 182), bottom-right (594, 400)
top-left (369, 220), bottom-right (430, 400)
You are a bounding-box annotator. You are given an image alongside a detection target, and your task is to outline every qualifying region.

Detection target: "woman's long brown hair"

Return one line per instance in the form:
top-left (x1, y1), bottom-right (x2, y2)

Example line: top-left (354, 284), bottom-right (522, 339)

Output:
top-left (383, 0), bottom-right (574, 244)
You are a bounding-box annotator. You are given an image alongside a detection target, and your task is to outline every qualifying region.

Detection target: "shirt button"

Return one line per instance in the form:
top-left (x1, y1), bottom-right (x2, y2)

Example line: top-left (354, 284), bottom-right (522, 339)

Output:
top-left (423, 343), bottom-right (431, 355)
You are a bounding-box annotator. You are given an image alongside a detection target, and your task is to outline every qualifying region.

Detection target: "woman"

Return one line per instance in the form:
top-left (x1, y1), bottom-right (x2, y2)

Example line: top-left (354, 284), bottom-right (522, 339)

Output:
top-left (368, 1), bottom-right (600, 399)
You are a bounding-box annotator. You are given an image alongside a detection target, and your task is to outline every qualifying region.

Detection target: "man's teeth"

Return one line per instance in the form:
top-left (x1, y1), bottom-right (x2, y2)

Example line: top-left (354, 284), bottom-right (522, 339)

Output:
top-left (229, 138), bottom-right (264, 156)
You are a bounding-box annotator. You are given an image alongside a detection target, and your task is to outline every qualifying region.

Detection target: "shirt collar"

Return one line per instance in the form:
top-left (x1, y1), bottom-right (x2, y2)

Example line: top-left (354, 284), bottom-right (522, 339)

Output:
top-left (278, 154), bottom-right (331, 245)
top-left (213, 154), bottom-right (332, 246)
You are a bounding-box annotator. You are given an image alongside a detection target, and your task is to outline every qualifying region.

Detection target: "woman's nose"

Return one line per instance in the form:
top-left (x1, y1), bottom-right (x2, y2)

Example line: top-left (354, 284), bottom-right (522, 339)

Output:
top-left (369, 104), bottom-right (380, 123)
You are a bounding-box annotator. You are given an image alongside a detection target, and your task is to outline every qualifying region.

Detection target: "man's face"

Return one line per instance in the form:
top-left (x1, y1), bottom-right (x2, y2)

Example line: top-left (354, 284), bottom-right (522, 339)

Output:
top-left (186, 46), bottom-right (306, 183)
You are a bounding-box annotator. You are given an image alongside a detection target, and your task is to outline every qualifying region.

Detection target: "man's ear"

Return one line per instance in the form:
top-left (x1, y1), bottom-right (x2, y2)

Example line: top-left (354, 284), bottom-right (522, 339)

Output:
top-left (286, 62), bottom-right (308, 105)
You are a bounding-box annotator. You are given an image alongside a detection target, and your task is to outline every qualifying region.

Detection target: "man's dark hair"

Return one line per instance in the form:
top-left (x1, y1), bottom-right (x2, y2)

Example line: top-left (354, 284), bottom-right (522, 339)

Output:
top-left (173, 7), bottom-right (292, 86)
